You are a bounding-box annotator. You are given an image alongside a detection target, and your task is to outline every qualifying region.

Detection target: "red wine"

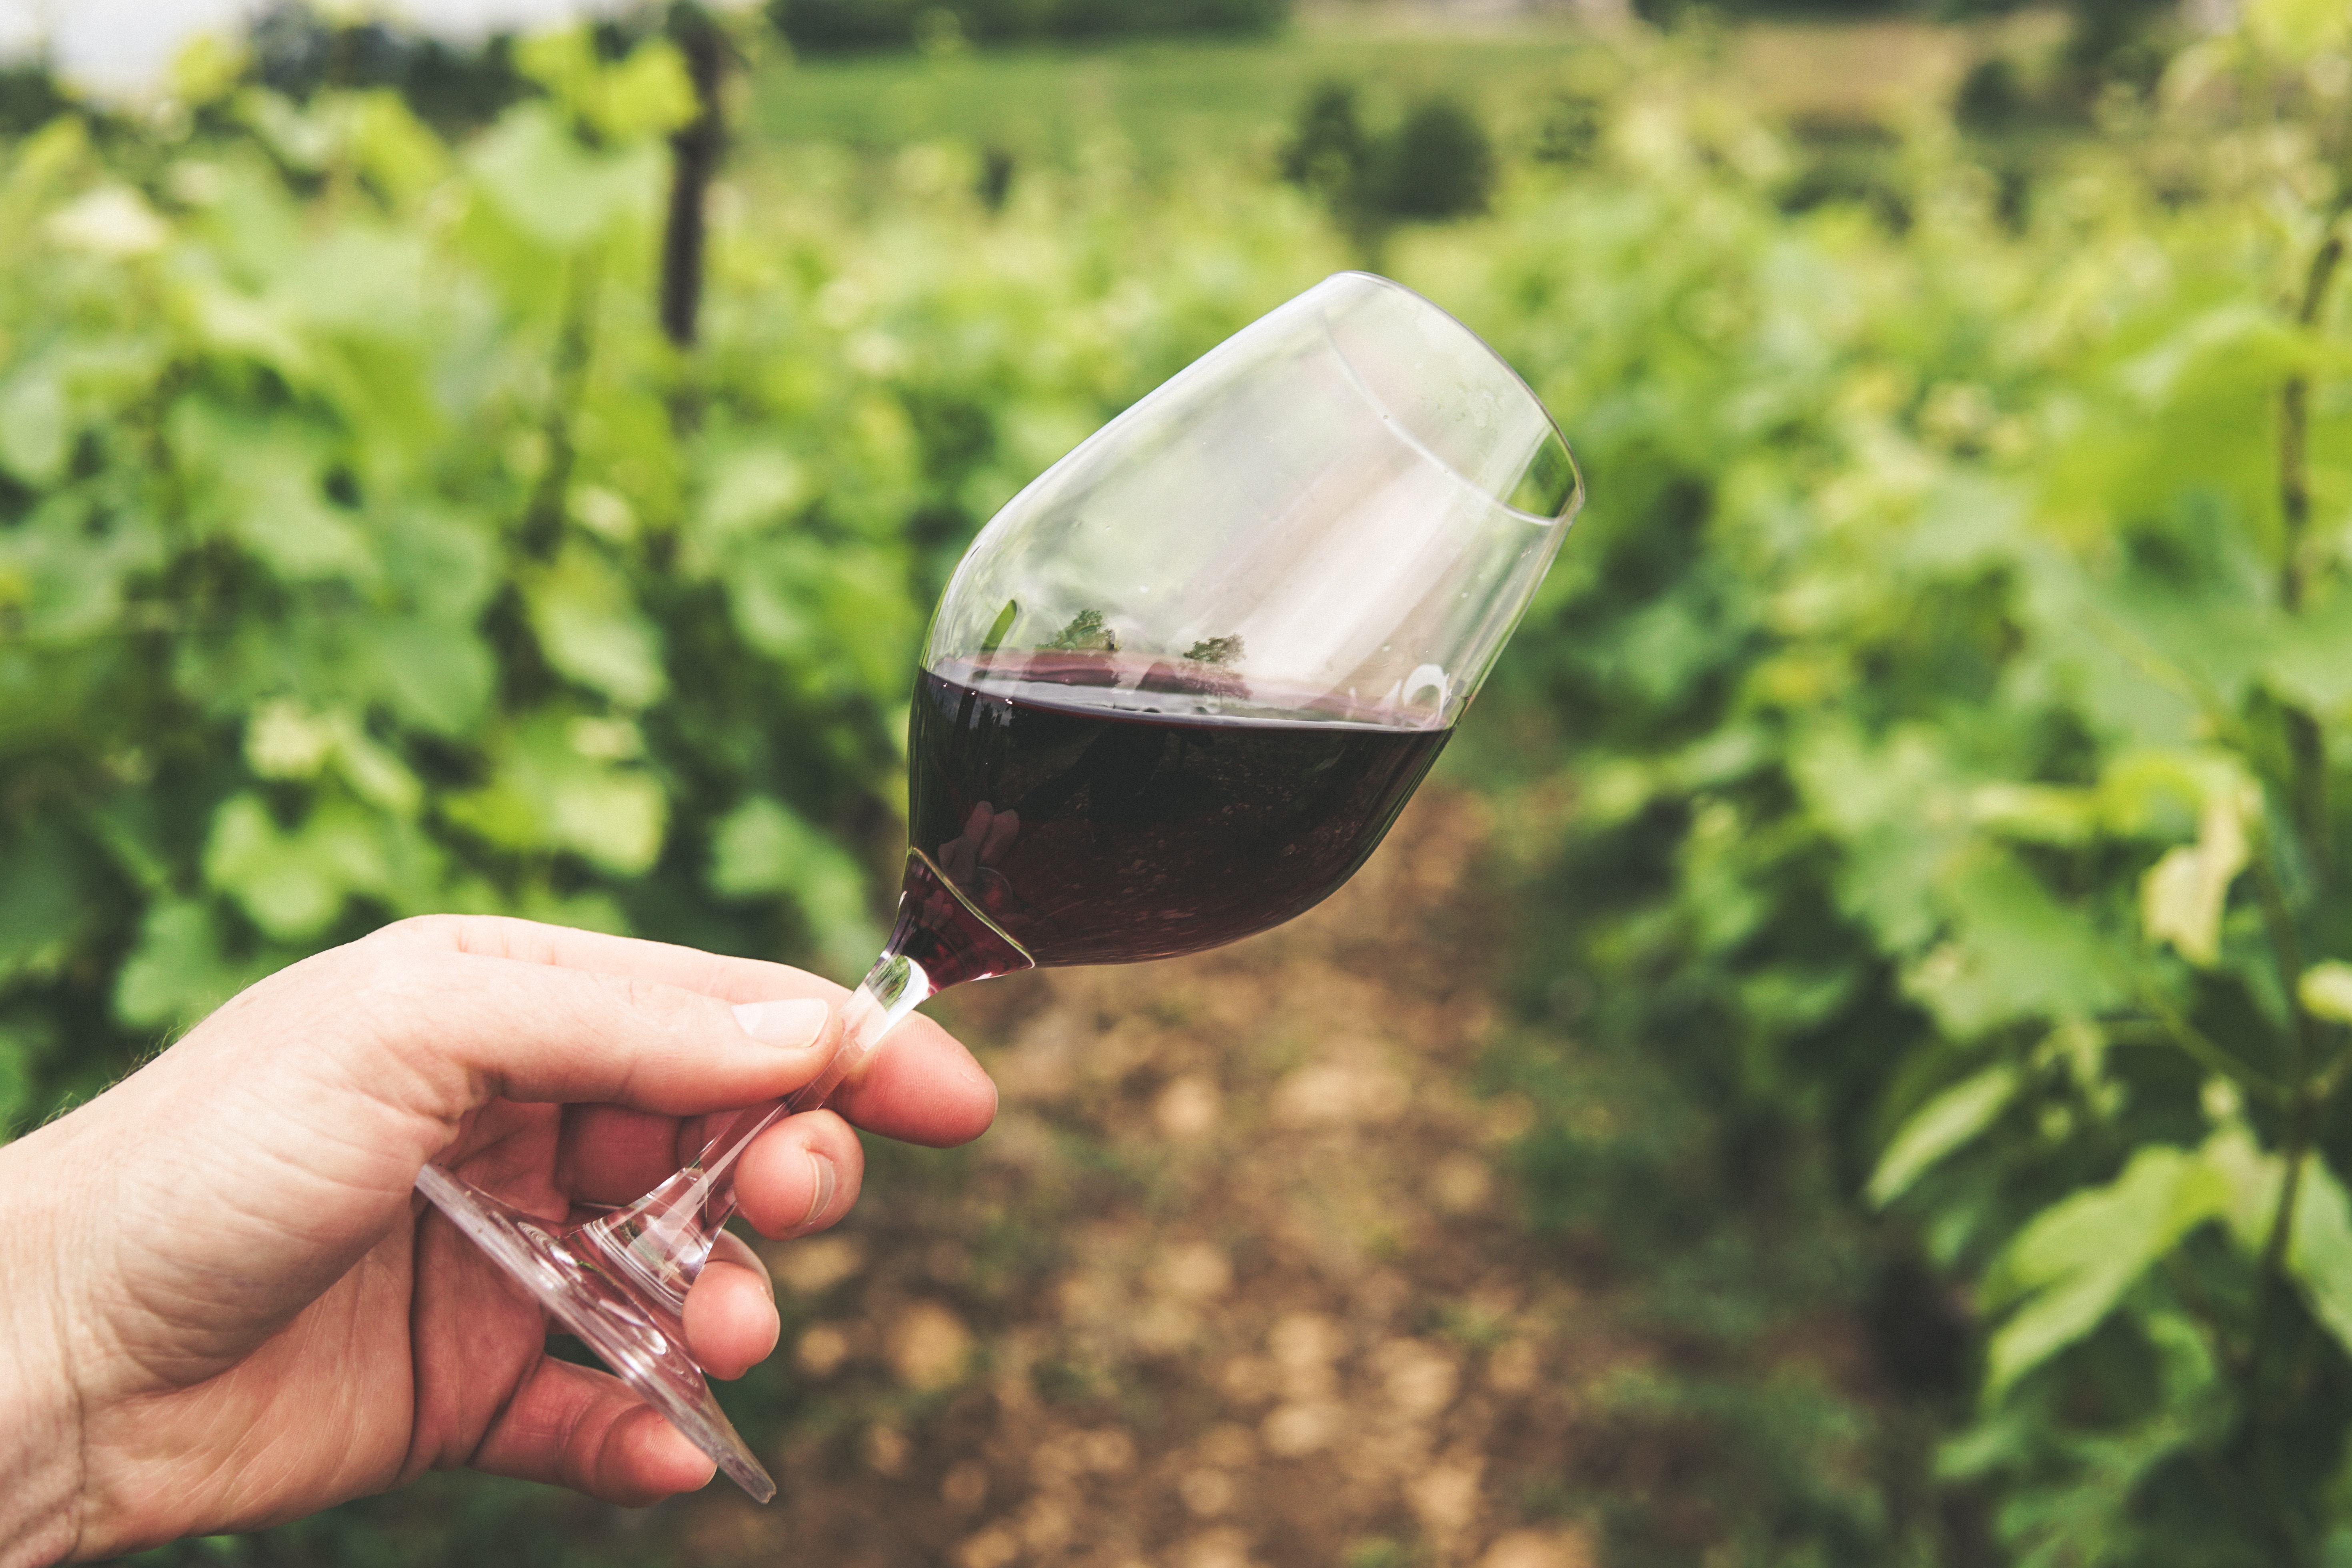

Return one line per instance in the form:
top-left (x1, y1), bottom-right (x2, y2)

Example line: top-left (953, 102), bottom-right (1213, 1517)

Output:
top-left (887, 654), bottom-right (1450, 987)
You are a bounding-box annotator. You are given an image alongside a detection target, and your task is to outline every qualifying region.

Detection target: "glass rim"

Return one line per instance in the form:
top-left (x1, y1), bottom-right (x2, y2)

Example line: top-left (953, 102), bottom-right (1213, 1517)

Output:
top-left (1319, 270), bottom-right (1584, 528)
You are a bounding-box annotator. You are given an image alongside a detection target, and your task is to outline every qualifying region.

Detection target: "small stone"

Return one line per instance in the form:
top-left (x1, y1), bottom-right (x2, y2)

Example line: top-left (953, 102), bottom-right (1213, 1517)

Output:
top-left (793, 1323), bottom-right (850, 1379)
top-left (1273, 1060), bottom-right (1409, 1127)
top-left (864, 1424), bottom-right (909, 1476)
top-left (1081, 1428), bottom-right (1137, 1474)
top-left (1261, 1401), bottom-right (1340, 1457)
top-left (1481, 1093), bottom-right (1537, 1145)
top-left (941, 1460), bottom-right (989, 1511)
top-left (1487, 1339), bottom-right (1541, 1394)
top-left (1268, 1311), bottom-right (1341, 1370)
top-left (1179, 1528), bottom-right (1256, 1568)
top-left (1377, 1339), bottom-right (1461, 1422)
top-left (771, 1236), bottom-right (864, 1296)
top-left (1021, 1495), bottom-right (1074, 1552)
top-left (1155, 1075), bottom-right (1220, 1138)
top-left (1433, 1152), bottom-right (1493, 1214)
top-left (1197, 1423), bottom-right (1256, 1467)
top-left (1158, 1241), bottom-right (1233, 1301)
top-left (1179, 1469), bottom-right (1236, 1517)
top-left (1480, 1527), bottom-right (1598, 1568)
top-left (953, 1526), bottom-right (1019, 1568)
top-left (888, 1300), bottom-right (974, 1391)
top-left (1059, 1272), bottom-right (1111, 1326)
top-left (1267, 1312), bottom-right (1341, 1401)
top-left (1133, 1299), bottom-right (1201, 1353)
top-left (1408, 1460), bottom-right (1483, 1538)
top-left (1218, 1355), bottom-right (1276, 1403)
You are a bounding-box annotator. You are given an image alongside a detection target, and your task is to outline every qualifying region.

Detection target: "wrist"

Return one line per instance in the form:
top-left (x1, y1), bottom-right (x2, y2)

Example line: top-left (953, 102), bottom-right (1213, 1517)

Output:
top-left (0, 1133), bottom-right (85, 1568)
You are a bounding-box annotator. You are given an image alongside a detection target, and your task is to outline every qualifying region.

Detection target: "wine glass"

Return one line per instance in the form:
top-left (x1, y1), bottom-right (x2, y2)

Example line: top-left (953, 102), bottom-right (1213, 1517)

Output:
top-left (414, 270), bottom-right (1582, 1501)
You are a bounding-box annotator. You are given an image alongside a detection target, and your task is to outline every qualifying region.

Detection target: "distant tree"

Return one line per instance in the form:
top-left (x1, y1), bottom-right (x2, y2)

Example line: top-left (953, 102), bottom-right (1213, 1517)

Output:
top-left (767, 0), bottom-right (1288, 52)
top-left (244, 0), bottom-right (530, 127)
top-left (0, 61), bottom-right (68, 136)
top-left (767, 0), bottom-right (920, 50)
top-left (1280, 81), bottom-right (1367, 199)
top-left (1281, 85), bottom-right (1494, 230)
top-left (1371, 96), bottom-right (1494, 221)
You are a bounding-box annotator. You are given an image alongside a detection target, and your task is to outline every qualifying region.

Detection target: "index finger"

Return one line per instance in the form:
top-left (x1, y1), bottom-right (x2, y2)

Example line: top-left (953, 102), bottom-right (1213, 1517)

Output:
top-left (389, 915), bottom-right (841, 1003)
top-left (391, 915), bottom-right (996, 1147)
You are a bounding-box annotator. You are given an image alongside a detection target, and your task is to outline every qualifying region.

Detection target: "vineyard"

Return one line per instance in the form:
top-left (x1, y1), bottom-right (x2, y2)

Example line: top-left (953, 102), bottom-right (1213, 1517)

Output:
top-left (2, 3), bottom-right (2350, 1564)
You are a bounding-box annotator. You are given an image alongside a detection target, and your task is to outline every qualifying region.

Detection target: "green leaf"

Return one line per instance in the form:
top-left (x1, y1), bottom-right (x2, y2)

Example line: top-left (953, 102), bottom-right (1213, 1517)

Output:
top-left (1791, 724), bottom-right (1962, 954)
top-left (525, 547), bottom-right (667, 709)
top-left (2286, 1158), bottom-right (2352, 1362)
top-left (440, 714), bottom-right (667, 875)
top-left (709, 796), bottom-right (879, 975)
top-left (0, 820), bottom-right (84, 987)
top-left (0, 496), bottom-right (158, 643)
top-left (2243, 0), bottom-right (2352, 56)
top-left (467, 102), bottom-right (658, 251)
top-left (1969, 783), bottom-right (2102, 847)
top-left (1905, 852), bottom-right (2128, 1037)
top-left (330, 725), bottom-right (423, 817)
top-left (170, 405), bottom-right (376, 583)
top-left (588, 43), bottom-right (700, 141)
top-left (727, 538), bottom-right (919, 706)
top-left (367, 619), bottom-right (494, 737)
top-left (114, 900), bottom-right (279, 1030)
top-left (2201, 1127), bottom-right (2352, 1363)
top-left (696, 449), bottom-right (809, 543)
top-left (244, 700), bottom-right (336, 779)
top-left (203, 794), bottom-right (392, 941)
top-left (1984, 1145), bottom-right (2232, 1399)
top-left (2114, 303), bottom-right (2311, 409)
top-left (205, 795), bottom-right (337, 938)
top-left (2264, 606), bottom-right (2352, 718)
top-left (45, 185), bottom-right (169, 257)
top-left (1868, 1065), bottom-right (2018, 1208)
top-left (514, 30), bottom-right (697, 142)
top-left (2096, 748), bottom-right (2245, 839)
top-left (0, 364), bottom-right (68, 485)
top-left (2304, 964), bottom-right (2352, 1025)
top-left (348, 90), bottom-right (451, 210)
top-left (0, 1019), bottom-right (42, 1133)
top-left (2140, 787), bottom-right (2255, 967)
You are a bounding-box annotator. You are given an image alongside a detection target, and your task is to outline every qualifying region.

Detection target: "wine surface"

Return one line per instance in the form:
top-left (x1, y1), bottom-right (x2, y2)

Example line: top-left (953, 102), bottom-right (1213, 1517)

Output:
top-left (891, 654), bottom-right (1449, 986)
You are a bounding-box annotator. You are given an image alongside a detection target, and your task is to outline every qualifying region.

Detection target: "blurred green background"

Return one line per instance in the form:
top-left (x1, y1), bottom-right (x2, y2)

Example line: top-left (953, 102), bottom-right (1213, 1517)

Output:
top-left (3, 0), bottom-right (2350, 1562)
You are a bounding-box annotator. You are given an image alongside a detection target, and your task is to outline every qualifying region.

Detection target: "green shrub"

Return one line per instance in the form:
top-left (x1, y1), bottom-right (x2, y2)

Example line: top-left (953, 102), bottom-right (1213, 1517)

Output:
top-left (1370, 95), bottom-right (1495, 221)
top-left (1280, 84), bottom-right (1494, 228)
top-left (9, 8), bottom-right (2352, 1563)
top-left (1410, 10), bottom-right (2352, 1560)
top-left (767, 0), bottom-right (1289, 52)
top-left (0, 29), bottom-right (1341, 1133)
top-left (1278, 79), bottom-right (1366, 196)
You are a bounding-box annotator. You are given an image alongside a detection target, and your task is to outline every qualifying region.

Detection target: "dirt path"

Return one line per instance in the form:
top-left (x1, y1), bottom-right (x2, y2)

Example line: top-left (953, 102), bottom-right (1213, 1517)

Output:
top-left (679, 793), bottom-right (1610, 1568)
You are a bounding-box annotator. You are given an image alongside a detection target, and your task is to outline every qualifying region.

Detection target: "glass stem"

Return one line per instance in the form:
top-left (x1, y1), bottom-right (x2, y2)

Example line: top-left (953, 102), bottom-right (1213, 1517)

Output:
top-left (572, 951), bottom-right (936, 1315)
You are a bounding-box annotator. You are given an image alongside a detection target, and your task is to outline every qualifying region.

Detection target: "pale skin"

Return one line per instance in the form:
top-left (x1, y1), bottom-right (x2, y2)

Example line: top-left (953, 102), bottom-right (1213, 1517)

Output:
top-left (0, 915), bottom-right (998, 1567)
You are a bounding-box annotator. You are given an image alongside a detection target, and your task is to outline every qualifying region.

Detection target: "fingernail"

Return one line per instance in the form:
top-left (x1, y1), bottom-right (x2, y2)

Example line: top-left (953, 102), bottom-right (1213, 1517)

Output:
top-left (800, 1150), bottom-right (838, 1230)
top-left (733, 998), bottom-right (830, 1049)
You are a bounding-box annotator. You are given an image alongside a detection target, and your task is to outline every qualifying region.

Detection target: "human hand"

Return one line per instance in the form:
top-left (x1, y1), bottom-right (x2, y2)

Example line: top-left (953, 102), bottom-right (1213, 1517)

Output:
top-left (0, 916), bottom-right (997, 1565)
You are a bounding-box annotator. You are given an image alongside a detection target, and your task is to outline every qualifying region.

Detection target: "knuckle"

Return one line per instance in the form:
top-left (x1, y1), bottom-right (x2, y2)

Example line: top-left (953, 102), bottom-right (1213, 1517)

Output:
top-left (605, 971), bottom-right (707, 1038)
top-left (376, 912), bottom-right (465, 949)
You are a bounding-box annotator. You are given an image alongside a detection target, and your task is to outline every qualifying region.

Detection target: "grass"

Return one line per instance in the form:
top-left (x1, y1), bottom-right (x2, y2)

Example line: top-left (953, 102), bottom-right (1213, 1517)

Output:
top-left (747, 27), bottom-right (1609, 172)
top-left (741, 12), bottom-right (2034, 176)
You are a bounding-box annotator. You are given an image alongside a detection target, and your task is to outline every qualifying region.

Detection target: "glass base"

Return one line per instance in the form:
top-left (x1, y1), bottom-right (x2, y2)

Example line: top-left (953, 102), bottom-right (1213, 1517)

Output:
top-left (414, 1163), bottom-right (777, 1504)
